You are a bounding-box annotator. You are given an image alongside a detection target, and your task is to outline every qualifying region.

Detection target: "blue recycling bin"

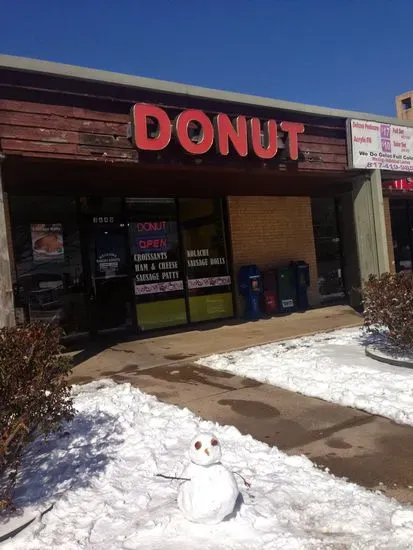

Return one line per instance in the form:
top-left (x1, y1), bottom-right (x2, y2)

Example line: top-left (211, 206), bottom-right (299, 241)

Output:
top-left (238, 264), bottom-right (262, 320)
top-left (290, 261), bottom-right (310, 310)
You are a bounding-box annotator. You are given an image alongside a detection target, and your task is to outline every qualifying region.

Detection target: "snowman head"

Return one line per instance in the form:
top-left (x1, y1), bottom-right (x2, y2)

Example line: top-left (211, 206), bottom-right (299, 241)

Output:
top-left (189, 432), bottom-right (222, 466)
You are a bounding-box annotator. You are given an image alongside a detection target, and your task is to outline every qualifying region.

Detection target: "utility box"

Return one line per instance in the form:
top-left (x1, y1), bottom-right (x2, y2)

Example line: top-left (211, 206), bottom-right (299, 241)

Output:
top-left (290, 261), bottom-right (310, 310)
top-left (238, 264), bottom-right (262, 320)
top-left (276, 266), bottom-right (297, 313)
top-left (262, 270), bottom-right (277, 315)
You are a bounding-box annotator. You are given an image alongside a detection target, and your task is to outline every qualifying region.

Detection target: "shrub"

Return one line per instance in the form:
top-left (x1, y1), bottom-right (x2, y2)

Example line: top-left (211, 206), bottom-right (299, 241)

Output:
top-left (0, 323), bottom-right (74, 511)
top-left (363, 271), bottom-right (413, 349)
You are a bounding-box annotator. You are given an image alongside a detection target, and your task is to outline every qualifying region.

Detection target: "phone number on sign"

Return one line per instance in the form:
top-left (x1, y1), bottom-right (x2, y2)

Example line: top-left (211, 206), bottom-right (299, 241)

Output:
top-left (366, 161), bottom-right (413, 171)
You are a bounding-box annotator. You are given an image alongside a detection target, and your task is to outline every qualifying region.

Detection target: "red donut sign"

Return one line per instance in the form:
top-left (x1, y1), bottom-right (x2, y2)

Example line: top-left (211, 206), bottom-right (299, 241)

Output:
top-left (130, 103), bottom-right (304, 161)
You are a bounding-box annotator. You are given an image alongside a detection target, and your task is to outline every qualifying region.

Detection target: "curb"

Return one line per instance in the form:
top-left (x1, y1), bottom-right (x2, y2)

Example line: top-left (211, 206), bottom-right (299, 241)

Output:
top-left (365, 345), bottom-right (413, 369)
top-left (0, 504), bottom-right (53, 543)
top-left (0, 515), bottom-right (36, 543)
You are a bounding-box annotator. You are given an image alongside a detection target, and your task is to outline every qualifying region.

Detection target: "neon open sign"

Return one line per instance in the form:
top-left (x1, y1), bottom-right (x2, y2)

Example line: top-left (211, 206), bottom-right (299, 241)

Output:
top-left (130, 103), bottom-right (305, 161)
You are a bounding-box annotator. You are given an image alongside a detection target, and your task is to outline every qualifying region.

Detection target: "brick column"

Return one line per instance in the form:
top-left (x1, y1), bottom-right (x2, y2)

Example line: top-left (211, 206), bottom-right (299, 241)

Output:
top-left (0, 153), bottom-right (15, 327)
top-left (227, 196), bottom-right (319, 314)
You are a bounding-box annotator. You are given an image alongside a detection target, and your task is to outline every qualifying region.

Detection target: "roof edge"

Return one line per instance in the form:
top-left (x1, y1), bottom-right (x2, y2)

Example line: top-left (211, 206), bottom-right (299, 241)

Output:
top-left (1, 54), bottom-right (411, 127)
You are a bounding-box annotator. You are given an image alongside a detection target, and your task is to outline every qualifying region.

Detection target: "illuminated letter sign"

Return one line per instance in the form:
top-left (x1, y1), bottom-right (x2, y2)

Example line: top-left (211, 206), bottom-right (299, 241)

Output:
top-left (130, 103), bottom-right (304, 161)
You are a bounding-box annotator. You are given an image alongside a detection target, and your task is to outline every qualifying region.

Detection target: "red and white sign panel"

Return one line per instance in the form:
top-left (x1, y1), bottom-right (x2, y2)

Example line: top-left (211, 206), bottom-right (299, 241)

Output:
top-left (383, 178), bottom-right (413, 191)
top-left (349, 119), bottom-right (413, 172)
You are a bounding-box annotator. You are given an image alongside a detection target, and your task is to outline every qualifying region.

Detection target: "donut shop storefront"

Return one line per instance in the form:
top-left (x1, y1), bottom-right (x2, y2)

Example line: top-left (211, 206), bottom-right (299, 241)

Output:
top-left (9, 192), bottom-right (234, 336)
top-left (1, 57), bottom-right (361, 337)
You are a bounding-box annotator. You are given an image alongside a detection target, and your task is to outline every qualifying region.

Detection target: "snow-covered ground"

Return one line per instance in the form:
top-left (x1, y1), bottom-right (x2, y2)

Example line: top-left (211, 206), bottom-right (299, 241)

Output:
top-left (198, 328), bottom-right (413, 427)
top-left (3, 380), bottom-right (413, 549)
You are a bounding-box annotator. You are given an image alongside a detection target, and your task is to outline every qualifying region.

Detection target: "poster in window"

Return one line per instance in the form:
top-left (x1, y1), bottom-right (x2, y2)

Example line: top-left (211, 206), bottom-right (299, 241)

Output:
top-left (94, 233), bottom-right (126, 278)
top-left (130, 220), bottom-right (184, 297)
top-left (31, 223), bottom-right (64, 263)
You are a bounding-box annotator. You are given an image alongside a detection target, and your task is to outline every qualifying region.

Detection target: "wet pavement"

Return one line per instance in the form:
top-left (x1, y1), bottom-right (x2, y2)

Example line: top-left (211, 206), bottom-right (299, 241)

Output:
top-left (71, 359), bottom-right (413, 504)
top-left (67, 305), bottom-right (413, 504)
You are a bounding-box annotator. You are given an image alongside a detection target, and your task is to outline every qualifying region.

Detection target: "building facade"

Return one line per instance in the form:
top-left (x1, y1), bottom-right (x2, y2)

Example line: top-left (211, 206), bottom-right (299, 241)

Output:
top-left (0, 56), bottom-right (407, 337)
top-left (396, 91), bottom-right (413, 122)
top-left (382, 92), bottom-right (413, 273)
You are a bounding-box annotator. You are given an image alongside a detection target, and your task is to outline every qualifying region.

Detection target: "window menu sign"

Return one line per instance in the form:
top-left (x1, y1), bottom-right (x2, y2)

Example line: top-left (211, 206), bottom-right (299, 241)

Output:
top-left (130, 220), bottom-right (184, 297)
top-left (180, 198), bottom-right (233, 323)
top-left (186, 248), bottom-right (231, 290)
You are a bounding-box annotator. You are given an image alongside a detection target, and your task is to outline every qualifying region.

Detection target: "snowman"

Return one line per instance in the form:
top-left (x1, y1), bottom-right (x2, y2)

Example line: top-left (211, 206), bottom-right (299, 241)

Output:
top-left (177, 432), bottom-right (239, 524)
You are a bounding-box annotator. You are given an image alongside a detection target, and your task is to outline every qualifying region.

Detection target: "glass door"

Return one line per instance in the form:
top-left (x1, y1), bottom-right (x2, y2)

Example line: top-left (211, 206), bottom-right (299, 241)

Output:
top-left (390, 199), bottom-right (413, 272)
top-left (179, 199), bottom-right (233, 322)
top-left (88, 219), bottom-right (133, 331)
top-left (311, 198), bottom-right (345, 302)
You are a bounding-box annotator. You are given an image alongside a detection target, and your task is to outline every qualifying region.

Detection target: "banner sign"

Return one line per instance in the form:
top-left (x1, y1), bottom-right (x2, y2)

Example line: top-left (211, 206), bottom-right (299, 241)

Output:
top-left (348, 119), bottom-right (413, 172)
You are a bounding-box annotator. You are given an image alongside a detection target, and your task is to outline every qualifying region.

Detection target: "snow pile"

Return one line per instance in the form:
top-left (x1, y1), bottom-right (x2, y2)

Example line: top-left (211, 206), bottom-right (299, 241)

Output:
top-left (198, 328), bottom-right (413, 427)
top-left (2, 380), bottom-right (413, 549)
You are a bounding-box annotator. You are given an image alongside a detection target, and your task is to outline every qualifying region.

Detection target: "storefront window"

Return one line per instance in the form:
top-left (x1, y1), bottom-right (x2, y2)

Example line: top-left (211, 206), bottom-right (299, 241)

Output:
top-left (179, 199), bottom-right (233, 322)
top-left (127, 198), bottom-right (187, 330)
top-left (10, 196), bottom-right (88, 335)
top-left (311, 198), bottom-right (345, 301)
top-left (10, 195), bottom-right (234, 336)
top-left (390, 199), bottom-right (413, 272)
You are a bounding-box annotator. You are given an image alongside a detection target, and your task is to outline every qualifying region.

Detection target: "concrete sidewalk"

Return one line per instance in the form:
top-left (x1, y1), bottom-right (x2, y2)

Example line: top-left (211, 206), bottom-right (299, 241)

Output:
top-left (69, 304), bottom-right (361, 382)
top-left (68, 304), bottom-right (413, 505)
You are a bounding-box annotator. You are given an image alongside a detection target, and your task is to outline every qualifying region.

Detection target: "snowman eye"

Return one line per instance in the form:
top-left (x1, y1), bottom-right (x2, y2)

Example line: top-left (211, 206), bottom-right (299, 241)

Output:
top-left (194, 441), bottom-right (202, 450)
top-left (211, 438), bottom-right (219, 446)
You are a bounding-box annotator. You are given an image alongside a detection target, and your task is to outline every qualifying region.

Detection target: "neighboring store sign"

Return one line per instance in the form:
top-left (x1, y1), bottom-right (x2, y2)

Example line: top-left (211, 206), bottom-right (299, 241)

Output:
top-left (348, 119), bottom-right (413, 172)
top-left (383, 178), bottom-right (413, 191)
top-left (31, 223), bottom-right (64, 263)
top-left (130, 103), bottom-right (305, 161)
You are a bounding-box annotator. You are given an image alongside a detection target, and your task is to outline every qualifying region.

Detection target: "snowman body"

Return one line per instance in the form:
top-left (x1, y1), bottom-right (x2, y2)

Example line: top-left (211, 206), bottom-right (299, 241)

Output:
top-left (177, 433), bottom-right (239, 524)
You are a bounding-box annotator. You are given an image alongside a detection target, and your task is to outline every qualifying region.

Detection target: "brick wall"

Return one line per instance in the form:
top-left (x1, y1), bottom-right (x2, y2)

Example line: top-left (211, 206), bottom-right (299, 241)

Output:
top-left (227, 196), bottom-right (319, 314)
top-left (383, 197), bottom-right (395, 272)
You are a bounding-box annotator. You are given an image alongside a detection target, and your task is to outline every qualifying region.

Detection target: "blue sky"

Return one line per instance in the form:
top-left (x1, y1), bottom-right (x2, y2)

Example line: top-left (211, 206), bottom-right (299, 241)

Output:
top-left (0, 0), bottom-right (411, 116)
